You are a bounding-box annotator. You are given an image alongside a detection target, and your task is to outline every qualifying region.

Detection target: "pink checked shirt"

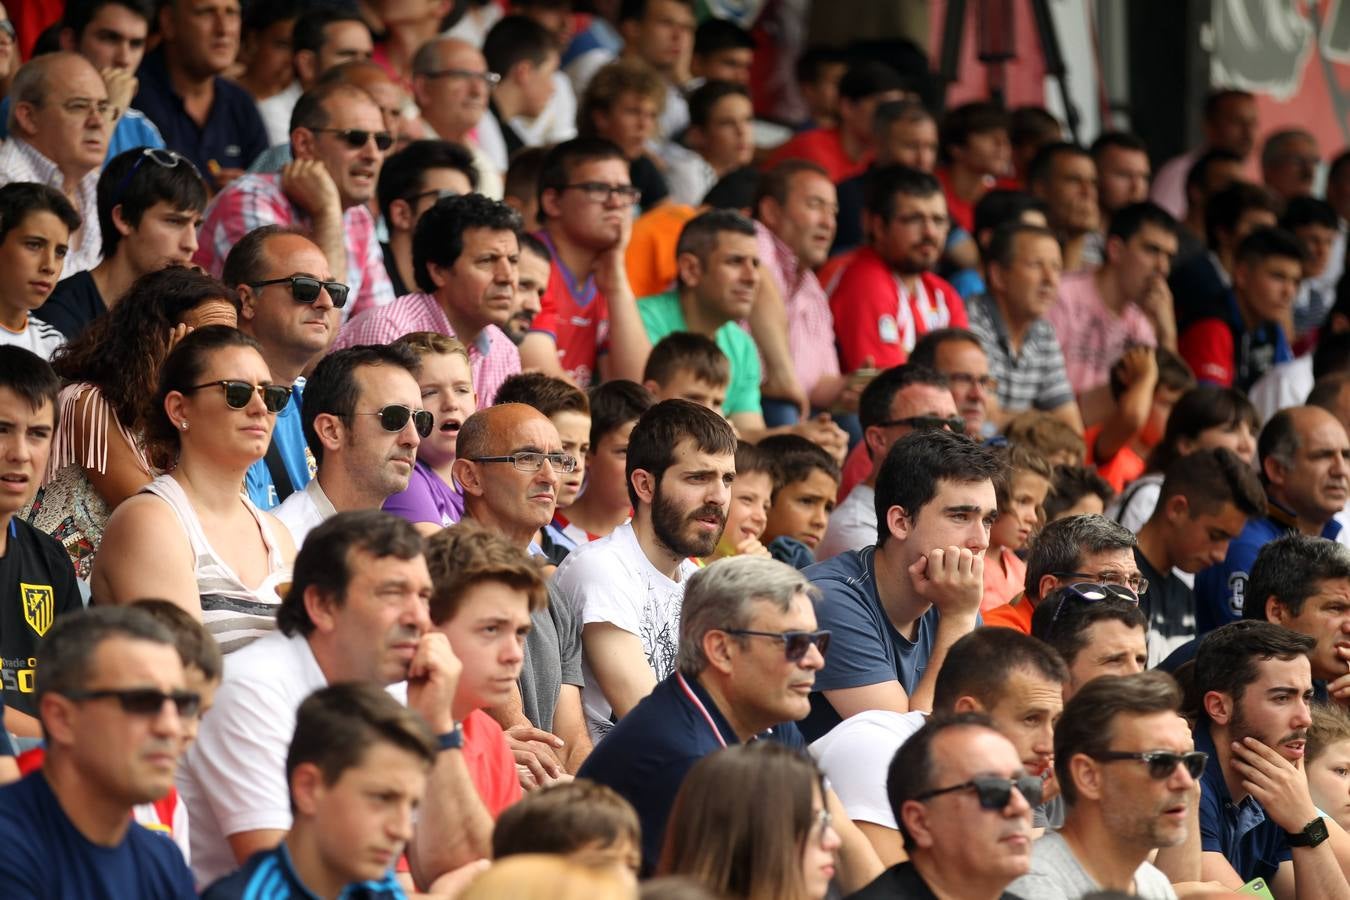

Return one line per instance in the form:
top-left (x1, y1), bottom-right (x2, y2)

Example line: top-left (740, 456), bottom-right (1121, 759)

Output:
top-left (333, 291), bottom-right (521, 406)
top-left (193, 173), bottom-right (394, 321)
top-left (750, 221), bottom-right (840, 399)
top-left (1047, 270), bottom-right (1157, 396)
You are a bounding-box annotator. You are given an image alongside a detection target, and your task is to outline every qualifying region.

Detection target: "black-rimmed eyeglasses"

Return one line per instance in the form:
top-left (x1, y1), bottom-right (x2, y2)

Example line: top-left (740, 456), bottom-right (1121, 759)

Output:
top-left (874, 415), bottom-right (966, 432)
top-left (562, 182), bottom-right (643, 205)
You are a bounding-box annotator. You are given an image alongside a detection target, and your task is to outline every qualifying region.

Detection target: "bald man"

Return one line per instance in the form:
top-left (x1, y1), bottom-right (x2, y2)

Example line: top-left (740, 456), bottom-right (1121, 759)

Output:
top-left (411, 37), bottom-right (503, 197)
top-left (0, 52), bottom-right (109, 275)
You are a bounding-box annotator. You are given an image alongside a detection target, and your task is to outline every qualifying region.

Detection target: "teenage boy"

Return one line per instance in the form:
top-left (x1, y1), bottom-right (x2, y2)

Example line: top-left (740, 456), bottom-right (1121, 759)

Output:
top-left (642, 331), bottom-right (731, 414)
top-left (38, 146), bottom-right (209, 340)
top-left (0, 184), bottom-right (82, 359)
top-left (758, 434), bottom-right (841, 562)
top-left (936, 101), bottom-right (1012, 234)
top-left (559, 380), bottom-right (654, 542)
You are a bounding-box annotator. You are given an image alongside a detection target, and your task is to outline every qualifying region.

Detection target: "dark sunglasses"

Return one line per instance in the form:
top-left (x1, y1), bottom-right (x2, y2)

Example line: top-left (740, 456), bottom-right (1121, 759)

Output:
top-left (722, 628), bottom-right (831, 662)
top-left (312, 127), bottom-right (394, 151)
top-left (875, 415), bottom-right (966, 433)
top-left (352, 405), bottom-right (434, 438)
top-left (64, 687), bottom-right (202, 718)
top-left (109, 147), bottom-right (200, 207)
top-left (1050, 582), bottom-right (1140, 623)
top-left (187, 380), bottom-right (291, 413)
top-left (248, 275), bottom-right (350, 309)
top-left (916, 773), bottom-right (1044, 809)
top-left (1089, 750), bottom-right (1208, 780)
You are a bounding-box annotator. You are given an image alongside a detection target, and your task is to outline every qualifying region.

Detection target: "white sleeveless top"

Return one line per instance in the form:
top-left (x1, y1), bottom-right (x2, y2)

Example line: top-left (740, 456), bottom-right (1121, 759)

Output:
top-left (141, 474), bottom-right (291, 654)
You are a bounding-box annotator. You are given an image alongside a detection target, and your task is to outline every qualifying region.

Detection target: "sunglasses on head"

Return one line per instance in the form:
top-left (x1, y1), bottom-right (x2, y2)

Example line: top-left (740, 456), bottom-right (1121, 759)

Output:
top-left (312, 127), bottom-right (394, 151)
top-left (722, 628), bottom-right (831, 662)
top-left (248, 275), bottom-right (350, 309)
top-left (1089, 750), bottom-right (1208, 780)
top-left (187, 380), bottom-right (291, 413)
top-left (351, 405), bottom-right (434, 438)
top-left (916, 773), bottom-right (1044, 809)
top-left (64, 687), bottom-right (202, 718)
top-left (109, 147), bottom-right (200, 207)
top-left (1050, 582), bottom-right (1140, 623)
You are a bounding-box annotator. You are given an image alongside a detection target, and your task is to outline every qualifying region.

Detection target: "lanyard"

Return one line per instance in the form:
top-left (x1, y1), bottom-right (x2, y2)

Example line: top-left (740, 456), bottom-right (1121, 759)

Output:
top-left (676, 672), bottom-right (728, 749)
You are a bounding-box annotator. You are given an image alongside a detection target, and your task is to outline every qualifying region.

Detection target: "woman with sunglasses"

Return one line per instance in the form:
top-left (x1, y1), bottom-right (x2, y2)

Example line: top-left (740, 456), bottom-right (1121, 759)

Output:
top-left (33, 267), bottom-right (240, 585)
top-left (657, 742), bottom-right (842, 900)
top-left (93, 327), bottom-right (296, 652)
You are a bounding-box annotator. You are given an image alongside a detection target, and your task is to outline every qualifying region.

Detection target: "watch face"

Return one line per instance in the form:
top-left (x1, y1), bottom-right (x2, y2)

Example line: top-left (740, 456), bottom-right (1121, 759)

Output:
top-left (1309, 818), bottom-right (1330, 842)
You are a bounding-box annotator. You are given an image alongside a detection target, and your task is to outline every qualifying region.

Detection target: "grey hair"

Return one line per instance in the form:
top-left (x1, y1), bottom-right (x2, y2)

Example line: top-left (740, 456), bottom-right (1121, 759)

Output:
top-left (677, 556), bottom-right (821, 676)
top-left (1262, 129), bottom-right (1317, 168)
top-left (1024, 514), bottom-right (1136, 600)
top-left (6, 53), bottom-right (76, 133)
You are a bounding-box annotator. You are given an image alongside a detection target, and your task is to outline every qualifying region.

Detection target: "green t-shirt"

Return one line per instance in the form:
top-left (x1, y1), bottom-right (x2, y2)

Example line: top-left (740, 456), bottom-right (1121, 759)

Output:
top-left (637, 291), bottom-right (762, 416)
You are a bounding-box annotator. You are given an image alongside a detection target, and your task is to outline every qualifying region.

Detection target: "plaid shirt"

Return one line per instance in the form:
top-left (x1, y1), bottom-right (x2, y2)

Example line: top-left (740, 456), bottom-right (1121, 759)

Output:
top-left (333, 291), bottom-right (521, 406)
top-left (752, 221), bottom-right (839, 398)
top-left (193, 173), bottom-right (394, 321)
top-left (966, 292), bottom-right (1075, 413)
top-left (0, 138), bottom-right (101, 277)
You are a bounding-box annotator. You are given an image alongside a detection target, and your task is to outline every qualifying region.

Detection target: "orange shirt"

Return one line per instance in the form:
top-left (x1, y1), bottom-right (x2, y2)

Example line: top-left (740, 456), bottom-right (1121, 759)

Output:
top-left (626, 203), bottom-right (697, 300)
top-left (981, 594), bottom-right (1035, 634)
top-left (1085, 423), bottom-right (1146, 493)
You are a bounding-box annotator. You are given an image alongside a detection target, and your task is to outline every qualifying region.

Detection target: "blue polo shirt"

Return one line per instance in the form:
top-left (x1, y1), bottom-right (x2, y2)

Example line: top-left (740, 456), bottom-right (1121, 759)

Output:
top-left (1196, 725), bottom-right (1292, 884)
top-left (1194, 503), bottom-right (1341, 635)
top-left (133, 48), bottom-right (269, 191)
top-left (202, 842), bottom-right (405, 899)
top-left (245, 382), bottom-right (314, 511)
top-left (577, 670), bottom-right (805, 874)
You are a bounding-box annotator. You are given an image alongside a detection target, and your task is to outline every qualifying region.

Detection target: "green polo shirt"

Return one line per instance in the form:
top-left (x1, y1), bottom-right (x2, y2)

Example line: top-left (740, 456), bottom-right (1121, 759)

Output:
top-left (637, 291), bottom-right (762, 416)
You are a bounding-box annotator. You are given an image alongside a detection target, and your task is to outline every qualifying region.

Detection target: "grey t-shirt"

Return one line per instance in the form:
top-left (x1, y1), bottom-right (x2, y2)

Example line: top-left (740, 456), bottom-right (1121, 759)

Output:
top-left (519, 582), bottom-right (585, 732)
top-left (1007, 831), bottom-right (1177, 900)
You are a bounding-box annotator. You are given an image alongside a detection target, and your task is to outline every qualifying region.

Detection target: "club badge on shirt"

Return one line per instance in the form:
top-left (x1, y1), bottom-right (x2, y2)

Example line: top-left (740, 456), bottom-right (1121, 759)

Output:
top-left (878, 315), bottom-right (900, 345)
top-left (21, 583), bottom-right (54, 637)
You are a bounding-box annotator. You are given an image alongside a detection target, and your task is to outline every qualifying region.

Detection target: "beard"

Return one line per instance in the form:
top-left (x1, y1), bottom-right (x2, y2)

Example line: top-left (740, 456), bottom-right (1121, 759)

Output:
top-left (1229, 701), bottom-right (1307, 752)
top-left (651, 488), bottom-right (726, 559)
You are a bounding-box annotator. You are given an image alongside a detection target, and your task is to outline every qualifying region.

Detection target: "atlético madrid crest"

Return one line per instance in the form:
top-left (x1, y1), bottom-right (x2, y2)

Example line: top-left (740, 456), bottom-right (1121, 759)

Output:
top-left (21, 583), bottom-right (54, 637)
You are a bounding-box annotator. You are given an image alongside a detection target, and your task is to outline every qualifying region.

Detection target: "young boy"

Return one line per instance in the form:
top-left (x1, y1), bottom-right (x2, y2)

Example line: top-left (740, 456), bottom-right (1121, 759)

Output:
top-left (708, 441), bottom-right (773, 562)
top-left (1003, 410), bottom-right (1085, 468)
top-left (0, 184), bottom-right (81, 359)
top-left (642, 331), bottom-right (731, 415)
top-left (757, 434), bottom-right (840, 566)
top-left (494, 372), bottom-right (593, 563)
top-left (563, 380), bottom-right (654, 542)
top-left (982, 445), bottom-right (1052, 611)
top-left (1086, 345), bottom-right (1194, 492)
top-left (1043, 465), bottom-right (1115, 522)
top-left (492, 780), bottom-right (642, 878)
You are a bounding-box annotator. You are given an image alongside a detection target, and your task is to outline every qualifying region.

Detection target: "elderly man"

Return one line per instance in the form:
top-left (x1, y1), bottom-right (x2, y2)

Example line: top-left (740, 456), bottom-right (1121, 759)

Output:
top-left (411, 36), bottom-right (504, 198)
top-left (196, 81), bottom-right (394, 320)
top-left (0, 53), bottom-right (109, 276)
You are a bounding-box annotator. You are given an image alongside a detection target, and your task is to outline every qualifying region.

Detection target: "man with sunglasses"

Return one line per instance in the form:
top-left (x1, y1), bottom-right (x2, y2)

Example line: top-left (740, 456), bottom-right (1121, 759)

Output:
top-left (196, 81), bottom-right (395, 321)
top-left (274, 345), bottom-right (426, 548)
top-left (375, 139), bottom-right (479, 299)
top-left (1007, 671), bottom-right (1195, 900)
top-left (819, 364), bottom-right (960, 561)
top-left (852, 712), bottom-right (1033, 900)
top-left (0, 606), bottom-right (197, 896)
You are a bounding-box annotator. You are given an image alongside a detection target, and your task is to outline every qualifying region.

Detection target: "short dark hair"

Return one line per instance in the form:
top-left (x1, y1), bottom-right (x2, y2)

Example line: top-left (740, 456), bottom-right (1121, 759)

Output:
top-left (537, 137), bottom-right (627, 218)
top-left (874, 429), bottom-right (1002, 546)
top-left (587, 379), bottom-right (654, 448)
top-left (1106, 201), bottom-right (1178, 245)
top-left (505, 146), bottom-right (550, 208)
top-left (694, 17), bottom-right (753, 56)
top-left (985, 221), bottom-right (1057, 268)
top-left (1243, 534), bottom-right (1350, 621)
top-left (1089, 130), bottom-right (1148, 161)
top-left (858, 364), bottom-right (949, 433)
top-left (1027, 141), bottom-right (1090, 191)
top-left (1185, 147), bottom-right (1245, 195)
top-left (1203, 88), bottom-right (1254, 121)
top-left (1009, 106), bottom-right (1062, 150)
top-left (734, 439), bottom-right (772, 479)
top-left (483, 14), bottom-right (558, 76)
top-left (838, 59), bottom-right (907, 101)
top-left (972, 189), bottom-right (1047, 244)
top-left (702, 167), bottom-right (759, 210)
top-left (1313, 334), bottom-right (1350, 381)
top-left (932, 629), bottom-right (1068, 713)
top-left (643, 332), bottom-right (731, 389)
top-left (493, 372), bottom-right (590, 418)
top-left (0, 346), bottom-right (60, 425)
top-left (756, 433), bottom-right (840, 497)
top-left (1234, 226), bottom-right (1306, 269)
top-left (1043, 465), bottom-right (1114, 521)
top-left (1146, 385), bottom-right (1259, 473)
top-left (1282, 195), bottom-right (1340, 233)
top-left (939, 101), bottom-right (1009, 160)
top-left (1259, 406), bottom-right (1306, 477)
top-left (243, 0), bottom-right (303, 35)
top-left (0, 182), bottom-right (80, 247)
top-left (520, 231), bottom-right (551, 263)
top-left (277, 511), bottom-right (424, 637)
top-left (62, 0), bottom-right (153, 39)
top-left (618, 0), bottom-right (693, 23)
top-left (1204, 182), bottom-right (1278, 250)
top-left (863, 164), bottom-right (942, 220)
top-left (626, 399), bottom-right (737, 507)
top-left (1024, 514), bottom-right (1136, 601)
top-left (493, 781), bottom-right (642, 859)
top-left (37, 606), bottom-right (173, 706)
top-left (289, 81), bottom-right (376, 135)
top-left (412, 193), bottom-right (522, 293)
top-left (687, 80), bottom-right (750, 130)
top-left (1194, 620), bottom-right (1315, 718)
top-left (794, 45), bottom-right (847, 86)
top-left (131, 599), bottom-right (223, 683)
top-left (1054, 671), bottom-right (1182, 805)
top-left (1030, 587), bottom-right (1147, 668)
top-left (1156, 446), bottom-right (1264, 519)
top-left (301, 344), bottom-right (420, 465)
top-left (887, 712), bottom-right (997, 850)
top-left (221, 224), bottom-right (311, 289)
top-left (98, 147), bottom-right (207, 258)
top-left (376, 139), bottom-right (479, 226)
top-left (291, 7), bottom-right (366, 56)
top-left (1309, 372), bottom-right (1350, 411)
top-left (675, 209), bottom-right (757, 281)
top-left (908, 328), bottom-right (984, 370)
top-left (286, 682), bottom-right (436, 813)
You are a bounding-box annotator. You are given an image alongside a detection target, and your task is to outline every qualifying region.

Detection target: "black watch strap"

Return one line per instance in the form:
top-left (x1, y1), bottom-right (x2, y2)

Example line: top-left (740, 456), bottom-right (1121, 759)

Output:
top-left (437, 723), bottom-right (463, 752)
top-left (1286, 816), bottom-right (1329, 848)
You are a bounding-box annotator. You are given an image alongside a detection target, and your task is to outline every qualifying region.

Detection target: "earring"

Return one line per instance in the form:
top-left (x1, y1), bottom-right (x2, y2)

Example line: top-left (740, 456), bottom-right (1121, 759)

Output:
top-left (180, 421), bottom-right (189, 431)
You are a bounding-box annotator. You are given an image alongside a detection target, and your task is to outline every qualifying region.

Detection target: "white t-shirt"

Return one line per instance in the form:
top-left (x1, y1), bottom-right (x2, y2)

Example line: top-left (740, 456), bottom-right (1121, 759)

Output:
top-left (0, 316), bottom-right (64, 360)
top-left (1007, 830), bottom-right (1177, 900)
top-left (809, 709), bottom-right (926, 828)
top-left (552, 521), bottom-right (697, 742)
top-left (273, 477), bottom-right (336, 550)
top-left (176, 630), bottom-right (328, 886)
top-left (818, 483), bottom-right (876, 562)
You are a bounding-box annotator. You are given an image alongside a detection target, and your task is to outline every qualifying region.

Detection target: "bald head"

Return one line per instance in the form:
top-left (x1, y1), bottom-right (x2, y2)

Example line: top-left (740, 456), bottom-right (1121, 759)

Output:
top-left (8, 53), bottom-right (108, 174)
top-left (457, 403), bottom-right (551, 460)
top-left (412, 37), bottom-right (490, 141)
top-left (1259, 404), bottom-right (1350, 523)
top-left (454, 403), bottom-right (564, 548)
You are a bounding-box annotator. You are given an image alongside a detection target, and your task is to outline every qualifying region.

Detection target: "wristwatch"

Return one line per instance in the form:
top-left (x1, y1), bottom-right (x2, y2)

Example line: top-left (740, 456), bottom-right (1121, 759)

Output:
top-left (437, 722), bottom-right (463, 752)
top-left (1286, 816), bottom-right (1330, 848)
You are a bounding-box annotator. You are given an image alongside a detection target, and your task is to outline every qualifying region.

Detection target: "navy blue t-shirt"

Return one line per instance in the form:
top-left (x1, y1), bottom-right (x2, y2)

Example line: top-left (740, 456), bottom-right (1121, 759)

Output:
top-left (577, 671), bottom-right (805, 874)
top-left (1195, 726), bottom-right (1292, 884)
top-left (0, 771), bottom-right (196, 898)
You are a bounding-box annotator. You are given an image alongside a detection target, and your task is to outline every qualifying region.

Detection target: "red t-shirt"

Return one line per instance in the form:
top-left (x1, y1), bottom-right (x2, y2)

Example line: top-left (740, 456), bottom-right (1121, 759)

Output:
top-left (1178, 318), bottom-right (1236, 387)
top-left (837, 441), bottom-right (871, 504)
top-left (764, 127), bottom-right (870, 184)
top-left (829, 247), bottom-right (968, 372)
top-left (462, 709), bottom-right (522, 817)
top-left (531, 246), bottom-right (610, 388)
top-left (1085, 424), bottom-right (1146, 493)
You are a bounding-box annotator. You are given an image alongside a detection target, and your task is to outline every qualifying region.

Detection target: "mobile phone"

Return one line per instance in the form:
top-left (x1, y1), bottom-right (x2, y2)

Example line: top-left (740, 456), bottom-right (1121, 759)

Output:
top-left (1238, 877), bottom-right (1275, 900)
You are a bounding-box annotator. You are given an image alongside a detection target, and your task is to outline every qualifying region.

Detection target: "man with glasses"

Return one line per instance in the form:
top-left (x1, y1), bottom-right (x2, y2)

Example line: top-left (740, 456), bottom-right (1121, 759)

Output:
top-left (820, 364), bottom-right (960, 561)
top-left (1007, 671), bottom-right (1195, 899)
top-left (554, 399), bottom-right (736, 742)
top-left (850, 712), bottom-right (1033, 899)
top-left (803, 428), bottom-right (1000, 742)
top-left (274, 345), bottom-right (425, 548)
top-left (336, 192), bottom-right (523, 406)
top-left (909, 326), bottom-right (998, 437)
top-left (411, 36), bottom-right (505, 199)
top-left (0, 606), bottom-right (197, 895)
top-left (375, 140), bottom-right (479, 299)
top-left (1262, 129), bottom-right (1321, 206)
top-left (1031, 585), bottom-right (1148, 699)
top-left (0, 52), bottom-right (111, 278)
top-left (196, 81), bottom-right (394, 321)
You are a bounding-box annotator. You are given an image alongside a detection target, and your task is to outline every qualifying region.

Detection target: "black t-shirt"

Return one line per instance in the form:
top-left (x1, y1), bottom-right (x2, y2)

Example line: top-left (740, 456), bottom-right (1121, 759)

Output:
top-left (35, 271), bottom-right (107, 340)
top-left (631, 155), bottom-right (669, 212)
top-left (847, 861), bottom-right (1022, 899)
top-left (0, 519), bottom-right (81, 716)
top-left (1135, 547), bottom-right (1196, 667)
